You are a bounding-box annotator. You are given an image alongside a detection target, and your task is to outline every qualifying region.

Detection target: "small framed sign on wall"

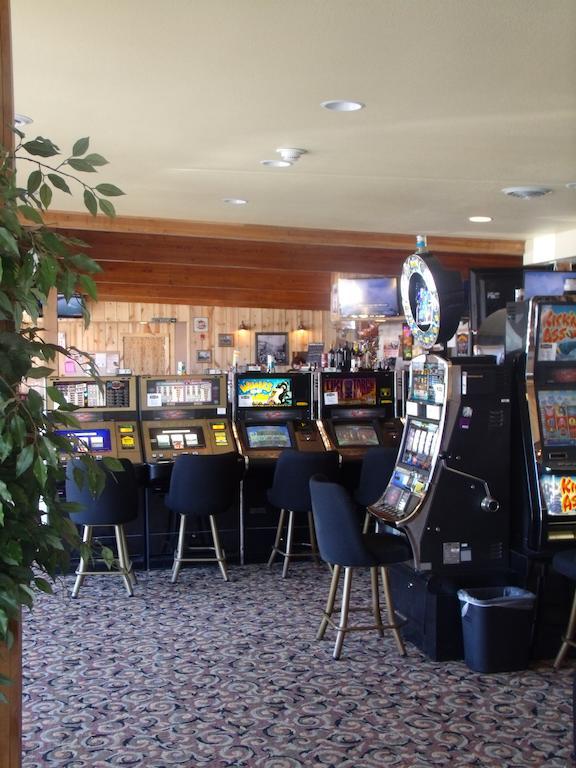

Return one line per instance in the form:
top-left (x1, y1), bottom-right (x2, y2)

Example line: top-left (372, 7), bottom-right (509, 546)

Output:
top-left (255, 332), bottom-right (288, 365)
top-left (197, 349), bottom-right (212, 362)
top-left (193, 317), bottom-right (208, 333)
top-left (218, 333), bottom-right (234, 347)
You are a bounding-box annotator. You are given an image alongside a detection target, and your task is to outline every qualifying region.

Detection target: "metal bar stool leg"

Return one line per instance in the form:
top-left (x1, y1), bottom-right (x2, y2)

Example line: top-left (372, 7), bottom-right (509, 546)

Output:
top-left (282, 510), bottom-right (295, 578)
top-left (362, 511), bottom-right (371, 534)
top-left (317, 564), bottom-right (341, 640)
top-left (115, 525), bottom-right (134, 596)
top-left (171, 514), bottom-right (187, 583)
top-left (72, 525), bottom-right (93, 598)
top-left (209, 514), bottom-right (229, 582)
top-left (118, 525), bottom-right (137, 586)
top-left (334, 566), bottom-right (353, 660)
top-left (381, 565), bottom-right (406, 656)
top-left (555, 590), bottom-right (576, 669)
top-left (371, 566), bottom-right (384, 637)
top-left (268, 508), bottom-right (286, 567)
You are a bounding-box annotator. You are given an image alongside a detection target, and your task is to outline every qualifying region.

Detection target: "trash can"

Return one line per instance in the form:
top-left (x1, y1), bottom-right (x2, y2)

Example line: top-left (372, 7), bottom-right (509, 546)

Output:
top-left (457, 587), bottom-right (536, 673)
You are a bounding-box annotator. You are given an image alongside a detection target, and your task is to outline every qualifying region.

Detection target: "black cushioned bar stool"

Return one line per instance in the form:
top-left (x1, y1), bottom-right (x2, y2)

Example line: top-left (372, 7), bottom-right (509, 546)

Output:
top-left (553, 549), bottom-right (576, 669)
top-left (267, 449), bottom-right (340, 578)
top-left (354, 446), bottom-right (398, 533)
top-left (166, 452), bottom-right (243, 583)
top-left (310, 474), bottom-right (411, 660)
top-left (66, 458), bottom-right (139, 598)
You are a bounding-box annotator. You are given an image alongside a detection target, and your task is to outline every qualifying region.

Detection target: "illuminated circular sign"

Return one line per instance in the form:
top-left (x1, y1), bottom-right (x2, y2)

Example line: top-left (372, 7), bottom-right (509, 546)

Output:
top-left (401, 253), bottom-right (464, 348)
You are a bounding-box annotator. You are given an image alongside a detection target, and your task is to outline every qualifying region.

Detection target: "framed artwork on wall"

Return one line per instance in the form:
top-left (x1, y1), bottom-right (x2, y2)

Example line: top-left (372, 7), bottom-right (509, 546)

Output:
top-left (196, 349), bottom-right (212, 362)
top-left (255, 332), bottom-right (288, 365)
top-left (218, 333), bottom-right (234, 347)
top-left (193, 317), bottom-right (209, 333)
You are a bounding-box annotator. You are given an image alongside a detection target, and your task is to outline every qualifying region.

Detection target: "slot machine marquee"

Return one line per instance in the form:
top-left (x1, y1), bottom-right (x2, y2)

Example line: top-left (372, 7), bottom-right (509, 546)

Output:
top-left (49, 376), bottom-right (143, 463)
top-left (139, 374), bottom-right (235, 474)
top-left (509, 295), bottom-right (576, 552)
top-left (233, 372), bottom-right (324, 462)
top-left (318, 370), bottom-right (400, 461)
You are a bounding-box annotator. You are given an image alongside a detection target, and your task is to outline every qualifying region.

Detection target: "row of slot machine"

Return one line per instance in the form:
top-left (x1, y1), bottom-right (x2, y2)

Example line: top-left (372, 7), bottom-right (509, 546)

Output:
top-left (50, 368), bottom-right (400, 565)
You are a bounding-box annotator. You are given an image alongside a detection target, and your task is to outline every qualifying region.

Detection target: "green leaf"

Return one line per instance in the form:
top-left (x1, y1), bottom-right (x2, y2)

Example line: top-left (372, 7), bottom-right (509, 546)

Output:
top-left (15, 445), bottom-right (34, 477)
top-left (27, 170), bottom-right (42, 194)
top-left (17, 205), bottom-right (43, 224)
top-left (72, 137), bottom-right (90, 157)
top-left (101, 546), bottom-right (115, 569)
top-left (67, 158), bottom-right (96, 173)
top-left (33, 456), bottom-right (47, 486)
top-left (26, 365), bottom-right (54, 379)
top-left (98, 198), bottom-right (116, 218)
top-left (47, 174), bottom-right (71, 194)
top-left (0, 226), bottom-right (20, 256)
top-left (83, 189), bottom-right (98, 216)
top-left (33, 577), bottom-right (53, 595)
top-left (84, 153), bottom-right (108, 166)
top-left (95, 183), bottom-right (125, 197)
top-left (68, 253), bottom-right (101, 273)
top-left (78, 274), bottom-right (97, 301)
top-left (22, 137), bottom-right (60, 157)
top-left (39, 183), bottom-right (53, 210)
top-left (102, 456), bottom-right (124, 472)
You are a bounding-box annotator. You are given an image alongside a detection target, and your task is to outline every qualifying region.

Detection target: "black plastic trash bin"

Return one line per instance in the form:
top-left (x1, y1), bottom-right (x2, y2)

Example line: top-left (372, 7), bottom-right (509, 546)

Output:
top-left (457, 587), bottom-right (536, 673)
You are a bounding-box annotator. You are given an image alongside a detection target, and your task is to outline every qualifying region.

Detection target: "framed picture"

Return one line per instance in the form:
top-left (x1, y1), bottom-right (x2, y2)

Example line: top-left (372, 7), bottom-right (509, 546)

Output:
top-left (196, 349), bottom-right (212, 362)
top-left (218, 333), bottom-right (234, 347)
top-left (193, 317), bottom-right (208, 333)
top-left (255, 332), bottom-right (288, 365)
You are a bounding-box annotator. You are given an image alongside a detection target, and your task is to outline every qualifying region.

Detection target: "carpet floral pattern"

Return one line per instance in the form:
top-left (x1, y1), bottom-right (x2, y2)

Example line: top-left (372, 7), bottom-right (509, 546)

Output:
top-left (22, 563), bottom-right (573, 767)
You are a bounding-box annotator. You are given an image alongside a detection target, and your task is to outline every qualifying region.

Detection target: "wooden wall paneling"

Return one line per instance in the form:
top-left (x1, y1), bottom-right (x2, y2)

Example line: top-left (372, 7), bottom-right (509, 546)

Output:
top-left (122, 334), bottom-right (168, 375)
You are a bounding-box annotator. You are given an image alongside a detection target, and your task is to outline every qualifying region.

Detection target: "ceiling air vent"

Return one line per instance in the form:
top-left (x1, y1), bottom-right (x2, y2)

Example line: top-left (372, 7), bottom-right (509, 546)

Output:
top-left (501, 186), bottom-right (552, 199)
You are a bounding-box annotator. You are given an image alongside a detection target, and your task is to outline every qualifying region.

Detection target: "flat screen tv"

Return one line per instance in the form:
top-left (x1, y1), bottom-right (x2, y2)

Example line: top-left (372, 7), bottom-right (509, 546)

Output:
top-left (145, 377), bottom-right (221, 407)
top-left (237, 377), bottom-right (293, 408)
top-left (55, 428), bottom-right (112, 452)
top-left (337, 277), bottom-right (399, 317)
top-left (322, 376), bottom-right (377, 407)
top-left (245, 424), bottom-right (292, 449)
top-left (57, 293), bottom-right (85, 318)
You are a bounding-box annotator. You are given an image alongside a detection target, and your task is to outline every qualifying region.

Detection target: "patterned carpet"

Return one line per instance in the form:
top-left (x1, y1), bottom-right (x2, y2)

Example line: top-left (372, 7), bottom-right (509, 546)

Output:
top-left (22, 562), bottom-right (574, 767)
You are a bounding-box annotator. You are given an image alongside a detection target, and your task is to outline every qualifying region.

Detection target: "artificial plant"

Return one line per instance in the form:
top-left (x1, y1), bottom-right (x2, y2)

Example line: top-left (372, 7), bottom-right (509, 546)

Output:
top-left (0, 129), bottom-right (124, 680)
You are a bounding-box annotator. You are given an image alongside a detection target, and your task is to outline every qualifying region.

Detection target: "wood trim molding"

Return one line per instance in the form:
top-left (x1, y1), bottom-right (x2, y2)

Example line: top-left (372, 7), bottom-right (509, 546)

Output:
top-left (0, 0), bottom-right (14, 154)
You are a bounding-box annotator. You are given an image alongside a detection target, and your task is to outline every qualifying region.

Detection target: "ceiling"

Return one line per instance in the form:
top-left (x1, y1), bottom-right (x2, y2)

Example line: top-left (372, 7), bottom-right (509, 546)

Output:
top-left (9, 0), bottom-right (576, 244)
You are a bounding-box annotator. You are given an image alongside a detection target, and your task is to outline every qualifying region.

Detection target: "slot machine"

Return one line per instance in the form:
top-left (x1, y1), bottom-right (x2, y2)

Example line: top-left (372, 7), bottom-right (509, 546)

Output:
top-left (317, 369), bottom-right (401, 487)
top-left (233, 371), bottom-right (324, 462)
top-left (367, 241), bottom-right (512, 661)
top-left (139, 373), bottom-right (239, 567)
top-left (508, 295), bottom-right (576, 553)
top-left (233, 371), bottom-right (324, 561)
top-left (49, 375), bottom-right (143, 464)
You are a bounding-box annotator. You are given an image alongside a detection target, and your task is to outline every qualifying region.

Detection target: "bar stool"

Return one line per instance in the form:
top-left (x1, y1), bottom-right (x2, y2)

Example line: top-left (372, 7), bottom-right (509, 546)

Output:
top-left (354, 446), bottom-right (398, 533)
top-left (553, 549), bottom-right (576, 669)
top-left (310, 474), bottom-right (411, 660)
top-left (65, 458), bottom-right (139, 598)
top-left (166, 452), bottom-right (243, 583)
top-left (267, 449), bottom-right (340, 578)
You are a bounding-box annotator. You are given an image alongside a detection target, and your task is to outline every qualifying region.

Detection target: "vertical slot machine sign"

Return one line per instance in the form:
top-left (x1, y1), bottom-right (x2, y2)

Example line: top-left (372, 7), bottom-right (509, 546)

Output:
top-left (370, 239), bottom-right (510, 572)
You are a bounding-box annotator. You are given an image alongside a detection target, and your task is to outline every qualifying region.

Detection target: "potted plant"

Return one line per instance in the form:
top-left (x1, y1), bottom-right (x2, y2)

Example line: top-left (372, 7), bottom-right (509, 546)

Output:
top-left (0, 127), bottom-right (124, 762)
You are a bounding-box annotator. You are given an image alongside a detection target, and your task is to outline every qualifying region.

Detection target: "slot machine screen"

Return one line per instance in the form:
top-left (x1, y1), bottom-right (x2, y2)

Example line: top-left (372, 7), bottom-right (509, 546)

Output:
top-left (537, 390), bottom-right (576, 447)
top-left (322, 376), bottom-right (377, 406)
top-left (55, 428), bottom-right (112, 453)
top-left (540, 475), bottom-right (576, 516)
top-left (149, 426), bottom-right (206, 450)
top-left (54, 379), bottom-right (132, 409)
top-left (537, 304), bottom-right (576, 362)
top-left (237, 378), bottom-right (293, 408)
top-left (410, 361), bottom-right (446, 405)
top-left (333, 423), bottom-right (379, 447)
top-left (145, 377), bottom-right (221, 407)
top-left (245, 424), bottom-right (292, 449)
top-left (400, 418), bottom-right (439, 471)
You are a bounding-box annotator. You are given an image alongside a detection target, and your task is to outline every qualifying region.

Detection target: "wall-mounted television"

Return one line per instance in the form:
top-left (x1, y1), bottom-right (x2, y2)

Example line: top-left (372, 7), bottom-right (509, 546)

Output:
top-left (337, 277), bottom-right (399, 317)
top-left (57, 293), bottom-right (85, 318)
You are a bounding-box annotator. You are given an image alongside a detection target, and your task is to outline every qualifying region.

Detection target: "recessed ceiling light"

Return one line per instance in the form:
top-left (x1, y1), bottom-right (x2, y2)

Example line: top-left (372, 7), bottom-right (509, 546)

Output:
top-left (321, 100), bottom-right (365, 112)
top-left (14, 113), bottom-right (33, 127)
top-left (223, 198), bottom-right (248, 205)
top-left (469, 216), bottom-right (493, 223)
top-left (260, 159), bottom-right (292, 168)
top-left (501, 186), bottom-right (552, 199)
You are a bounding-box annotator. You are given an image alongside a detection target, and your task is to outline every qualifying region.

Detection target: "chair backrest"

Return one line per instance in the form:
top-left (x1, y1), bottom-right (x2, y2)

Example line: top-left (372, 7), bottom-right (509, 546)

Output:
top-left (165, 452), bottom-right (244, 517)
top-left (310, 474), bottom-right (377, 566)
top-left (268, 449), bottom-right (340, 513)
top-left (65, 458), bottom-right (139, 526)
top-left (354, 445), bottom-right (399, 507)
